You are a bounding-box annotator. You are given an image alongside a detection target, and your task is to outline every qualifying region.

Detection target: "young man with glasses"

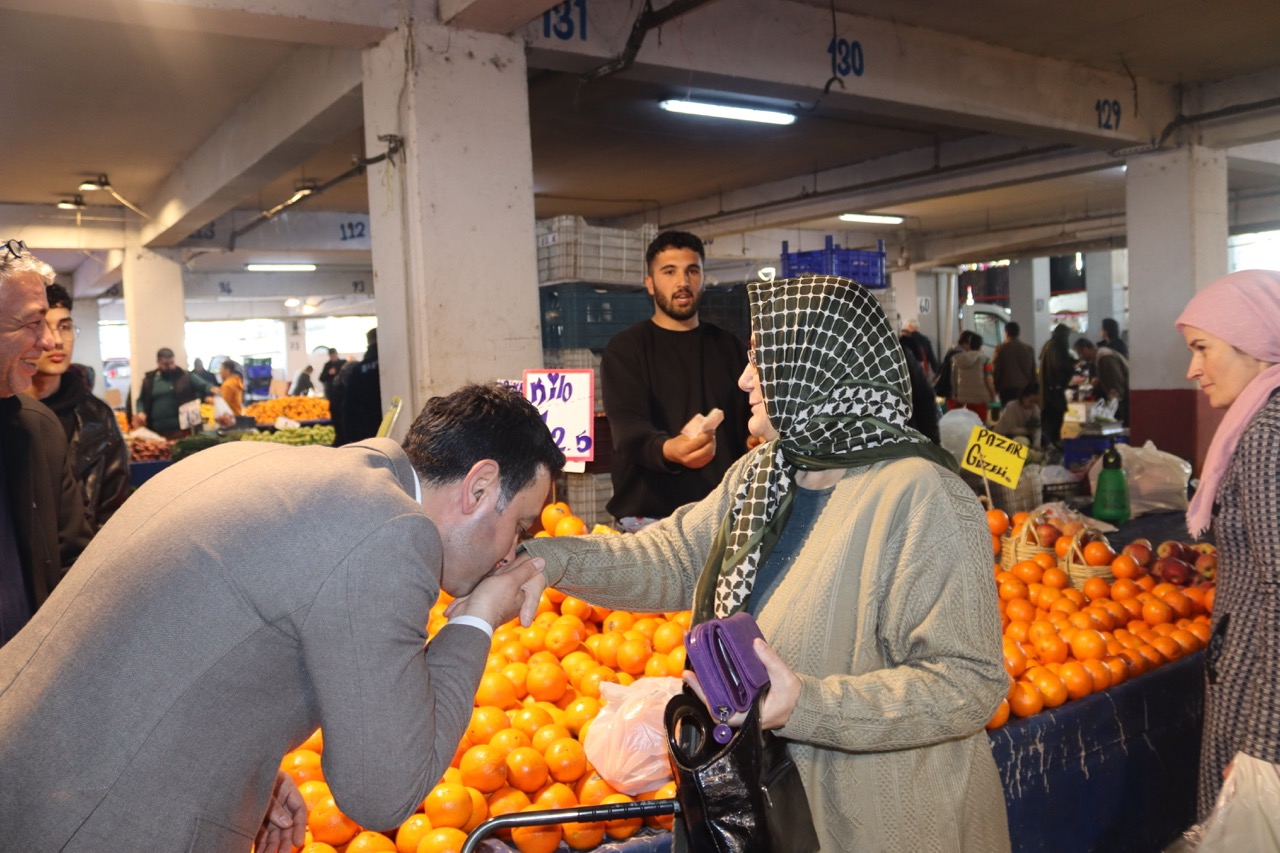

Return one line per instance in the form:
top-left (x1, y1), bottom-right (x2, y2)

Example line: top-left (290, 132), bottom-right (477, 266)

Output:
top-left (27, 283), bottom-right (130, 530)
top-left (0, 239), bottom-right (90, 645)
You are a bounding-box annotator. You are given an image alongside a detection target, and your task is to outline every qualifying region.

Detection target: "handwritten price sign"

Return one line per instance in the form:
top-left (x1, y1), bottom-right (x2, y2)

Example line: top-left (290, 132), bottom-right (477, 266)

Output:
top-left (960, 426), bottom-right (1028, 489)
top-left (523, 369), bottom-right (595, 463)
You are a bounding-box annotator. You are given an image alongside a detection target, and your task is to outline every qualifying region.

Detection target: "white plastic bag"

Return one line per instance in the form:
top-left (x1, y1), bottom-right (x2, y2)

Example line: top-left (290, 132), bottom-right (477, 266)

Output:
top-left (1166, 753), bottom-right (1280, 852)
top-left (1086, 440), bottom-right (1191, 516)
top-left (939, 408), bottom-right (983, 463)
top-left (582, 676), bottom-right (683, 795)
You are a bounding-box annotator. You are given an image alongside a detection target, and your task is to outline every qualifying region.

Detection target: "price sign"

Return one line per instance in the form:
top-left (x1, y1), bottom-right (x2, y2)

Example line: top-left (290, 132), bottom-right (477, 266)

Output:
top-left (523, 369), bottom-right (595, 463)
top-left (960, 426), bottom-right (1028, 489)
top-left (178, 399), bottom-right (203, 430)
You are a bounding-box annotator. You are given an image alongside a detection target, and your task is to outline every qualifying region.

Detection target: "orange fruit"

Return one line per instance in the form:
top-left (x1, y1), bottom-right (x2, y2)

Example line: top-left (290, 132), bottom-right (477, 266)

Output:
top-left (415, 827), bottom-right (468, 853)
top-left (1083, 540), bottom-right (1116, 567)
top-left (309, 798), bottom-right (361, 846)
top-left (1008, 681), bottom-right (1044, 718)
top-left (299, 727), bottom-right (325, 754)
top-left (476, 672), bottom-right (520, 710)
top-left (459, 743), bottom-right (508, 792)
top-left (1042, 567), bottom-right (1069, 589)
top-left (501, 662), bottom-right (531, 699)
top-left (463, 787), bottom-right (488, 833)
top-left (511, 806), bottom-right (563, 853)
top-left (1055, 536), bottom-right (1074, 559)
top-left (1082, 577), bottom-right (1111, 602)
top-left (531, 723), bottom-right (573, 752)
top-left (1030, 551), bottom-right (1057, 570)
top-left (347, 831), bottom-right (397, 853)
top-left (302, 844), bottom-right (340, 853)
top-left (998, 577), bottom-right (1029, 602)
top-left (540, 502), bottom-right (571, 534)
top-left (1103, 655), bottom-right (1129, 686)
top-left (395, 814), bottom-right (434, 853)
top-left (615, 636), bottom-right (654, 675)
top-left (1142, 598), bottom-right (1174, 626)
top-left (1035, 634), bottom-right (1070, 665)
top-left (992, 533), bottom-right (1002, 555)
top-left (575, 771), bottom-right (621, 806)
top-left (1069, 628), bottom-right (1107, 661)
top-left (1160, 590), bottom-right (1193, 619)
top-left (987, 508), bottom-right (1011, 537)
top-left (486, 785), bottom-right (532, 832)
top-left (1002, 637), bottom-right (1028, 678)
top-left (600, 793), bottom-right (642, 840)
top-left (652, 621), bottom-right (686, 654)
top-left (554, 516), bottom-right (589, 537)
top-left (562, 821), bottom-right (608, 850)
top-left (526, 662), bottom-right (570, 703)
top-left (986, 697), bottom-right (1011, 729)
top-left (299, 780), bottom-right (334, 814)
top-left (1010, 560), bottom-right (1043, 585)
top-left (511, 706), bottom-right (556, 739)
top-left (1110, 578), bottom-right (1139, 601)
top-left (1110, 554), bottom-right (1140, 579)
top-left (544, 737), bottom-right (588, 783)
top-left (1082, 658), bottom-right (1113, 691)
top-left (1004, 598), bottom-right (1035, 624)
top-left (1058, 661), bottom-right (1094, 700)
top-left (534, 781), bottom-right (578, 809)
top-left (467, 706), bottom-right (512, 745)
top-left (577, 664), bottom-right (619, 699)
top-left (281, 748), bottom-right (324, 786)
top-left (638, 781), bottom-right (678, 830)
top-left (543, 623), bottom-right (586, 659)
top-left (561, 696), bottom-right (601, 736)
top-left (506, 746), bottom-right (551, 793)
top-left (1151, 635), bottom-right (1183, 661)
top-left (1028, 667), bottom-right (1068, 708)
top-left (424, 782), bottom-right (474, 830)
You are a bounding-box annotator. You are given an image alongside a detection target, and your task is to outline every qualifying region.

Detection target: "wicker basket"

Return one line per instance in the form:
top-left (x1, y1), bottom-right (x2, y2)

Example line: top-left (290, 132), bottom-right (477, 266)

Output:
top-left (1000, 519), bottom-right (1056, 571)
top-left (1063, 535), bottom-right (1114, 588)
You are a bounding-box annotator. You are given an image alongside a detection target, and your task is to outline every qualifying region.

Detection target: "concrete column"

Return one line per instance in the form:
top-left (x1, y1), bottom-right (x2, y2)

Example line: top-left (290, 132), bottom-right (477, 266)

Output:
top-left (889, 269), bottom-right (918, 334)
top-left (1007, 257), bottom-right (1051, 356)
top-left (1125, 145), bottom-right (1229, 472)
top-left (362, 22), bottom-right (542, 438)
top-left (1085, 249), bottom-right (1127, 342)
top-left (122, 228), bottom-right (188, 411)
top-left (71, 296), bottom-right (106, 398)
top-left (284, 318), bottom-right (308, 391)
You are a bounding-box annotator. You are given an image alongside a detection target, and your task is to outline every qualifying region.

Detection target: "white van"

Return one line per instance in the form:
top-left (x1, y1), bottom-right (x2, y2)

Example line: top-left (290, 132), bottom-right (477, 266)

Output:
top-left (958, 304), bottom-right (1011, 358)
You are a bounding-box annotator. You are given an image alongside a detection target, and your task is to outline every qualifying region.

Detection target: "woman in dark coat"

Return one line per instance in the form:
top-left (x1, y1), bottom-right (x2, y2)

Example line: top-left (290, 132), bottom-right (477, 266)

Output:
top-left (1038, 324), bottom-right (1074, 448)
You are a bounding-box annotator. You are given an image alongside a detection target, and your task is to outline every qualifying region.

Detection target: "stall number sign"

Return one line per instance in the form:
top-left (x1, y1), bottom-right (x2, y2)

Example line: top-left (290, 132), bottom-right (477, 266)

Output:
top-left (523, 369), bottom-right (595, 464)
top-left (960, 426), bottom-right (1027, 489)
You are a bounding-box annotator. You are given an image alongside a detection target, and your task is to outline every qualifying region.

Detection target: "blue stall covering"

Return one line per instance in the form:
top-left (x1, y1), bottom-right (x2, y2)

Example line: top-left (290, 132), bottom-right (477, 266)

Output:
top-left (989, 653), bottom-right (1203, 853)
top-left (128, 460), bottom-right (173, 489)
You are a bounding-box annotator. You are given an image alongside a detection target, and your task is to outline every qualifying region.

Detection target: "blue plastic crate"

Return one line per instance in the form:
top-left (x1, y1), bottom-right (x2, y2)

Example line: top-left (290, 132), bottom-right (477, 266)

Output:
top-left (539, 284), bottom-right (652, 350)
top-left (780, 236), bottom-right (886, 287)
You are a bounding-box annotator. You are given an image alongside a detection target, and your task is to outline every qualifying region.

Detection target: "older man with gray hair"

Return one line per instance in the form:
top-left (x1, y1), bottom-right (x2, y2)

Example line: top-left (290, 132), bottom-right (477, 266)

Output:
top-left (0, 239), bottom-right (90, 645)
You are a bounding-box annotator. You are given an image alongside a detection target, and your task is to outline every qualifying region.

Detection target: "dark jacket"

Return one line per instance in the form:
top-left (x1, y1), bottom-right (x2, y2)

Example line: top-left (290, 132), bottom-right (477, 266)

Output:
top-left (0, 394), bottom-right (92, 616)
top-left (137, 367), bottom-right (208, 433)
top-left (339, 344), bottom-right (382, 445)
top-left (38, 365), bottom-right (131, 530)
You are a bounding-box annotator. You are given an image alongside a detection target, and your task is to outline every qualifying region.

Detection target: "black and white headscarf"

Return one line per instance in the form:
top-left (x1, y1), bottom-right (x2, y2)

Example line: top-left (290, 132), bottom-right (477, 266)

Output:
top-left (693, 275), bottom-right (958, 621)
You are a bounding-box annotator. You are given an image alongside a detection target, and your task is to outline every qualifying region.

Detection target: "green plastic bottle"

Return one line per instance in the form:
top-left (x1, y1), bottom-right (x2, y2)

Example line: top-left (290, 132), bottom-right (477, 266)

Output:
top-left (1093, 442), bottom-right (1130, 525)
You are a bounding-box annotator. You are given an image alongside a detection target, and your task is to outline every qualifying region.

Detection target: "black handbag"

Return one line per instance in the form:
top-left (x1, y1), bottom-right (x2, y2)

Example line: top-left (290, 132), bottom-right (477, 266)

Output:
top-left (665, 685), bottom-right (820, 853)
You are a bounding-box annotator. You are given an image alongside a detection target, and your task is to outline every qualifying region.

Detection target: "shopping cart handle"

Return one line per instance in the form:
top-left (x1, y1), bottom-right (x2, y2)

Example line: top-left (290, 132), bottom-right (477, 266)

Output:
top-left (460, 797), bottom-right (680, 853)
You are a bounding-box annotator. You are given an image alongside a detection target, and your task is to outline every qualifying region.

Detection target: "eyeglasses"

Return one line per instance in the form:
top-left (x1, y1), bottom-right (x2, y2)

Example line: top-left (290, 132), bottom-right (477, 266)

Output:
top-left (2, 239), bottom-right (27, 261)
top-left (52, 319), bottom-right (79, 340)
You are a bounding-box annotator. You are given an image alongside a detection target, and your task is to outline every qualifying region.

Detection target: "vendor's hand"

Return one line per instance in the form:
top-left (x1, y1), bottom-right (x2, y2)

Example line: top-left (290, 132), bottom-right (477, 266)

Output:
top-left (682, 638), bottom-right (801, 731)
top-left (254, 770), bottom-right (307, 853)
top-left (444, 557), bottom-right (545, 628)
top-left (132, 412), bottom-right (147, 429)
top-left (663, 432), bottom-right (715, 469)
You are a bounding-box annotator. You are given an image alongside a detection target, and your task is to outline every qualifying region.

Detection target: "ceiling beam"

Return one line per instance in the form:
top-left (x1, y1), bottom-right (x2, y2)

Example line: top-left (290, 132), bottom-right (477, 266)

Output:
top-left (521, 0), bottom-right (1177, 150)
top-left (138, 46), bottom-right (365, 248)
top-left (439, 0), bottom-right (565, 34)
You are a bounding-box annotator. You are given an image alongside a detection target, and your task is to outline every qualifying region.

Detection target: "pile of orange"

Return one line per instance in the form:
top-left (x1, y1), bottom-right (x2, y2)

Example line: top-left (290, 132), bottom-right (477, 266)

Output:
top-left (984, 510), bottom-right (1215, 729)
top-left (278, 500), bottom-right (685, 853)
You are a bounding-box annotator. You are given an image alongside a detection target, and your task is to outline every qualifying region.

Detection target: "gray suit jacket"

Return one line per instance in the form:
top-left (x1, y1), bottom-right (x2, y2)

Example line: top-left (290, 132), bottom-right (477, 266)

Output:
top-left (0, 438), bottom-right (486, 851)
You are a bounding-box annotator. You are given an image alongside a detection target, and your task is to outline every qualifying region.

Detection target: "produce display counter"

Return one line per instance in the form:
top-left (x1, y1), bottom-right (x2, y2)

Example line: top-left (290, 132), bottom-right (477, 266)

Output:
top-left (128, 460), bottom-right (172, 488)
top-left (990, 652), bottom-right (1203, 853)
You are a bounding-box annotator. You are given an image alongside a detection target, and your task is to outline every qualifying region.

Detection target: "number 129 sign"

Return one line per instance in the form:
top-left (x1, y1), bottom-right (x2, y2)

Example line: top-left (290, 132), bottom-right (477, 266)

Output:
top-left (523, 369), bottom-right (595, 463)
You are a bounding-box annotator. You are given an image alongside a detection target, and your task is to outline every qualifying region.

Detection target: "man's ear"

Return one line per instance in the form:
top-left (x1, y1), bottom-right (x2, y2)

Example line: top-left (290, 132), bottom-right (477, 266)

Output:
top-left (459, 459), bottom-right (501, 515)
top-left (644, 275), bottom-right (655, 297)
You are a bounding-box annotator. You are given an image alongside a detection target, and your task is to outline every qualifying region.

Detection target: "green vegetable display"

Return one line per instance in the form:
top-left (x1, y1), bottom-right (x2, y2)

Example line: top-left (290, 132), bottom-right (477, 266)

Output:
top-left (238, 425), bottom-right (336, 446)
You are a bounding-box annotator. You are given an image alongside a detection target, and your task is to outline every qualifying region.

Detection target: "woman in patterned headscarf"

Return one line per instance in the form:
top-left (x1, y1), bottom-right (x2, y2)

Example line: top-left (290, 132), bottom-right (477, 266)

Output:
top-left (526, 275), bottom-right (1010, 853)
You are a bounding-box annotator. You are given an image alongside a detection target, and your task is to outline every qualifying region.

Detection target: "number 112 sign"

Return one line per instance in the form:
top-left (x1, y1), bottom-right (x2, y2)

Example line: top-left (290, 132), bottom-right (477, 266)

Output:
top-left (523, 369), bottom-right (595, 463)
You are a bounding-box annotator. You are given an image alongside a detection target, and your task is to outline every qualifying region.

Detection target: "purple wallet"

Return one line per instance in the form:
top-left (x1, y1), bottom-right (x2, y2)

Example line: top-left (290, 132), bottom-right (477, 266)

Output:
top-left (686, 612), bottom-right (771, 743)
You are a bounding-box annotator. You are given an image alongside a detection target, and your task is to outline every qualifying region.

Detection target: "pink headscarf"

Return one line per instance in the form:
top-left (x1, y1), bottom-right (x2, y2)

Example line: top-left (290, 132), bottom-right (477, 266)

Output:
top-left (1175, 269), bottom-right (1280, 537)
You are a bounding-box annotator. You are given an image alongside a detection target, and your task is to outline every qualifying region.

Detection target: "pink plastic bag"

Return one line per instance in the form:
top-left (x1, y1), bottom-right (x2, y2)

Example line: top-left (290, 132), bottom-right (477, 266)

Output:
top-left (582, 676), bottom-right (683, 795)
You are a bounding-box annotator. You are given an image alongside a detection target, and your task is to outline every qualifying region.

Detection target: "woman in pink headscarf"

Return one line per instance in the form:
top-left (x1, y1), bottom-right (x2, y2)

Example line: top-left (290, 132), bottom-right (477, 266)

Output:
top-left (1174, 269), bottom-right (1280, 817)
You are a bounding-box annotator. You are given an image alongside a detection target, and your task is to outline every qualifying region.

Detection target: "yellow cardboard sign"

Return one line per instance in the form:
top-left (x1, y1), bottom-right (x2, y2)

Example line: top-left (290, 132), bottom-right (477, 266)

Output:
top-left (960, 426), bottom-right (1028, 488)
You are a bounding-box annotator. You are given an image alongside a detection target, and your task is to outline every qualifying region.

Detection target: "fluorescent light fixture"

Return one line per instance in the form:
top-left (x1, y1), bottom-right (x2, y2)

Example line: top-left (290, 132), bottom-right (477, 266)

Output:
top-left (659, 99), bottom-right (795, 125)
top-left (283, 297), bottom-right (302, 308)
top-left (246, 263), bottom-right (316, 272)
top-left (301, 304), bottom-right (318, 315)
top-left (79, 174), bottom-right (111, 191)
top-left (839, 213), bottom-right (904, 225)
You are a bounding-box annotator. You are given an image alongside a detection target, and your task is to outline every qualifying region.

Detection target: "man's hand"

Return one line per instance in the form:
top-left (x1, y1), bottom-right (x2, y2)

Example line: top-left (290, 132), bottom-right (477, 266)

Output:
top-left (132, 412), bottom-right (148, 429)
top-left (663, 432), bottom-right (716, 469)
top-left (254, 770), bottom-right (307, 853)
top-left (444, 557), bottom-right (545, 628)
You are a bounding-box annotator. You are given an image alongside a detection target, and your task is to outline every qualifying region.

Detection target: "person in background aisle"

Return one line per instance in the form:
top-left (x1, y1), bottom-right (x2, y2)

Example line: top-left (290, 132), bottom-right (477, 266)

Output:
top-left (339, 328), bottom-right (382, 444)
top-left (0, 383), bottom-right (565, 852)
top-left (1073, 337), bottom-right (1129, 425)
top-left (289, 364), bottom-right (314, 396)
top-left (317, 347), bottom-right (345, 398)
top-left (218, 359), bottom-right (244, 416)
top-left (992, 321), bottom-right (1037, 406)
top-left (901, 316), bottom-right (941, 381)
top-left (134, 347), bottom-right (214, 439)
top-left (993, 382), bottom-right (1042, 446)
top-left (1173, 270), bottom-right (1280, 819)
top-left (600, 230), bottom-right (750, 530)
top-left (0, 239), bottom-right (90, 646)
top-left (1100, 317), bottom-right (1128, 358)
top-left (525, 275), bottom-right (1009, 853)
top-left (1039, 323), bottom-right (1075, 449)
top-left (26, 283), bottom-right (129, 532)
top-left (900, 338), bottom-right (941, 444)
top-left (190, 357), bottom-right (218, 388)
top-left (950, 330), bottom-right (996, 422)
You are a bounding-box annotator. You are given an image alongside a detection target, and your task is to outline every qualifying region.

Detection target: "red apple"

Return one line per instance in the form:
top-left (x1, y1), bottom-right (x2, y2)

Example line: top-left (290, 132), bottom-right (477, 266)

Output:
top-left (1194, 553), bottom-right (1218, 582)
top-left (1190, 542), bottom-right (1217, 556)
top-left (1122, 541), bottom-right (1153, 568)
top-left (1153, 557), bottom-right (1194, 586)
top-left (1156, 540), bottom-right (1193, 563)
top-left (1035, 523), bottom-right (1061, 548)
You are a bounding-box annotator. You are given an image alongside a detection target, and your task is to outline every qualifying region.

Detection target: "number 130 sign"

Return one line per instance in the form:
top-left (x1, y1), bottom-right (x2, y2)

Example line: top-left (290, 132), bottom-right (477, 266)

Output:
top-left (523, 369), bottom-right (595, 463)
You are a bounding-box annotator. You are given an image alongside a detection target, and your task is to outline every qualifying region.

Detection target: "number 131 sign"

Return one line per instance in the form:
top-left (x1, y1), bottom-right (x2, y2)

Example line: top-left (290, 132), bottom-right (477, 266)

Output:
top-left (523, 369), bottom-right (595, 463)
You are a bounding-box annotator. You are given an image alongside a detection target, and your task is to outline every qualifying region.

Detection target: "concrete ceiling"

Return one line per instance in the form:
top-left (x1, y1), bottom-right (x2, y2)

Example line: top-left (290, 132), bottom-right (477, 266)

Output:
top-left (2, 0), bottom-right (1279, 285)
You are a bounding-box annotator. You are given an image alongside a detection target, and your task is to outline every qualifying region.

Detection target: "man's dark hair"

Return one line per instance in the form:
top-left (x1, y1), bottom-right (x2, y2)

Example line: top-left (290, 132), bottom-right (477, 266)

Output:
top-left (46, 283), bottom-right (73, 311)
top-left (403, 383), bottom-right (565, 510)
top-left (645, 230), bottom-right (705, 274)
top-left (1101, 318), bottom-right (1121, 341)
top-left (1020, 381), bottom-right (1040, 398)
top-left (1073, 337), bottom-right (1095, 353)
top-left (157, 347), bottom-right (175, 359)
top-left (1006, 321), bottom-right (1020, 338)
top-left (327, 347), bottom-right (338, 356)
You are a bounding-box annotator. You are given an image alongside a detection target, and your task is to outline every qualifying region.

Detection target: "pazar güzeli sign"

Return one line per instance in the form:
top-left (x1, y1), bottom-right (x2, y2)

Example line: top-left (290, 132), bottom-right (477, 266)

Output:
top-left (960, 426), bottom-right (1028, 489)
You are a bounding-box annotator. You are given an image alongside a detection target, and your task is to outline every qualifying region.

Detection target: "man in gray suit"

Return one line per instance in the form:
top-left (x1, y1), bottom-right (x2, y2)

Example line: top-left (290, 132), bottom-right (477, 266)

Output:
top-left (0, 382), bottom-right (565, 852)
